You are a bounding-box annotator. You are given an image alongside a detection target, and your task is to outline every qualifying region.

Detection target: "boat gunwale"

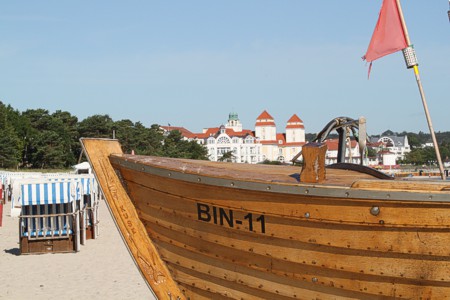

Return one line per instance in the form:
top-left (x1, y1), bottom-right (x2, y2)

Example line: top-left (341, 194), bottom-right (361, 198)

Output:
top-left (110, 155), bottom-right (450, 203)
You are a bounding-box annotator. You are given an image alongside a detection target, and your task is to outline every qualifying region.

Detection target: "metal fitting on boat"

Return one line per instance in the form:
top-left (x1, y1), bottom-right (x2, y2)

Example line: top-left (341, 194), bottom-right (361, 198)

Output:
top-left (370, 206), bottom-right (380, 216)
top-left (402, 45), bottom-right (418, 69)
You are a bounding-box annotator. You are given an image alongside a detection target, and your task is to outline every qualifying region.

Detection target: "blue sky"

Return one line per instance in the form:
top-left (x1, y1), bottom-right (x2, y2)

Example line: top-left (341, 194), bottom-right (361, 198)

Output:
top-left (1, 1), bottom-right (449, 135)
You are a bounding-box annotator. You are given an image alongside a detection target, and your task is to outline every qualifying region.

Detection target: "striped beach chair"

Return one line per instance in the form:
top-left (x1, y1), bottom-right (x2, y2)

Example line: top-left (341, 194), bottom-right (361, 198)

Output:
top-left (9, 174), bottom-right (44, 217)
top-left (19, 181), bottom-right (82, 254)
top-left (44, 175), bottom-right (99, 242)
top-left (79, 175), bottom-right (99, 240)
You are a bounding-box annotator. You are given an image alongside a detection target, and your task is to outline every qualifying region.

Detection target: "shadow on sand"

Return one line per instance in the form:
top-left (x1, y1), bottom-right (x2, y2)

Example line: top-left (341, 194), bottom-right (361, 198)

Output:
top-left (4, 248), bottom-right (20, 256)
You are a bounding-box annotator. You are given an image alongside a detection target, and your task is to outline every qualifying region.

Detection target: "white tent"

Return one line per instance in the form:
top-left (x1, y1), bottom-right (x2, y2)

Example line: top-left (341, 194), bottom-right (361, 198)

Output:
top-left (72, 162), bottom-right (92, 174)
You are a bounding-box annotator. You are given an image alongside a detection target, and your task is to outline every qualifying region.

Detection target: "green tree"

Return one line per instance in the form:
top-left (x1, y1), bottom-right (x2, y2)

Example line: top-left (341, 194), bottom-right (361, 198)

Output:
top-left (132, 123), bottom-right (164, 156)
top-left (31, 131), bottom-right (67, 168)
top-left (78, 114), bottom-right (114, 138)
top-left (52, 110), bottom-right (79, 167)
top-left (404, 146), bottom-right (438, 165)
top-left (367, 147), bottom-right (377, 158)
top-left (161, 130), bottom-right (207, 159)
top-left (382, 130), bottom-right (395, 136)
top-left (0, 102), bottom-right (22, 167)
top-left (0, 123), bottom-right (22, 168)
top-left (218, 151), bottom-right (235, 162)
top-left (20, 109), bottom-right (78, 168)
top-left (406, 133), bottom-right (421, 149)
top-left (113, 121), bottom-right (165, 156)
top-left (113, 119), bottom-right (136, 154)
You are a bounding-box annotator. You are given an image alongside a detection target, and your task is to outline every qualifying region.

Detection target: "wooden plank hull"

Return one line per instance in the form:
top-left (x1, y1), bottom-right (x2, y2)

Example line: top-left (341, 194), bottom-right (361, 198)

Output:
top-left (109, 154), bottom-right (450, 299)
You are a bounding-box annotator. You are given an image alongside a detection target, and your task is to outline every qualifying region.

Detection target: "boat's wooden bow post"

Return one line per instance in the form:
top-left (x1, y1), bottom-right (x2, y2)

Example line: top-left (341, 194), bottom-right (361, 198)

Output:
top-left (300, 142), bottom-right (327, 183)
top-left (80, 138), bottom-right (186, 300)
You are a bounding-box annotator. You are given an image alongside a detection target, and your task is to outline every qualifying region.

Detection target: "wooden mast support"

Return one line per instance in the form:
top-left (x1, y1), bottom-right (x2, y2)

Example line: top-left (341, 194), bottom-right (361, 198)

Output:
top-left (300, 142), bottom-right (327, 183)
top-left (396, 0), bottom-right (446, 180)
top-left (80, 138), bottom-right (185, 300)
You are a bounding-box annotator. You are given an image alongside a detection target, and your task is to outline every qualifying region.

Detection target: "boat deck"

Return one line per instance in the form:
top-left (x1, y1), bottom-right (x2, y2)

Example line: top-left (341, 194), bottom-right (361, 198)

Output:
top-left (115, 154), bottom-right (450, 192)
top-left (118, 154), bottom-right (368, 185)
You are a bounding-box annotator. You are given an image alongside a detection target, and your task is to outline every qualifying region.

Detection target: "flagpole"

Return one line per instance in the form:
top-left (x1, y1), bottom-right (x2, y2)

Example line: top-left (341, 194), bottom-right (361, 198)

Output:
top-left (396, 0), bottom-right (446, 180)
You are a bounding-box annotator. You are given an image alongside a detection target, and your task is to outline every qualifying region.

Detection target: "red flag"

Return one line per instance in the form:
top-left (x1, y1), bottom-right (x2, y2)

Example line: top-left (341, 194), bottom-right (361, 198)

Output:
top-left (363, 0), bottom-right (408, 74)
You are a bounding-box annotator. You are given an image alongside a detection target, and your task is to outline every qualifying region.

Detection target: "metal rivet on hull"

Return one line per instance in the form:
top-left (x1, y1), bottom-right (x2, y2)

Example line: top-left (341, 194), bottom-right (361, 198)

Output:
top-left (370, 206), bottom-right (380, 216)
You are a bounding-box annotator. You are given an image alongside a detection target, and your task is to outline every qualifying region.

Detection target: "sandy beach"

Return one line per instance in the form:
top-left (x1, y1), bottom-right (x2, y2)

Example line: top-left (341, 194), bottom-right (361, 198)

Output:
top-left (0, 199), bottom-right (156, 300)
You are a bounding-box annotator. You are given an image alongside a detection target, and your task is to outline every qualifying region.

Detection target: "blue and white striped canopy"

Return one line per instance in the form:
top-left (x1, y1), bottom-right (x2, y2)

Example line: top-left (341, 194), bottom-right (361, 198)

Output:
top-left (45, 175), bottom-right (95, 195)
top-left (20, 181), bottom-right (79, 205)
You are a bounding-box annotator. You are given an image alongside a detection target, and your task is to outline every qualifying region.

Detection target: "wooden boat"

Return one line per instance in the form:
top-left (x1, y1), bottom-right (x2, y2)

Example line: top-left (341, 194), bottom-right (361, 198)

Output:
top-left (81, 136), bottom-right (450, 300)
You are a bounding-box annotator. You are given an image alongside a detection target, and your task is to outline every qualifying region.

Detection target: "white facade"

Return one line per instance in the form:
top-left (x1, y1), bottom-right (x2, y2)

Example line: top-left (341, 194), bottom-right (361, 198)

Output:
top-left (260, 144), bottom-right (280, 162)
top-left (382, 152), bottom-right (397, 166)
top-left (198, 114), bottom-right (263, 164)
top-left (286, 125), bottom-right (305, 144)
top-left (370, 135), bottom-right (411, 162)
top-left (255, 125), bottom-right (276, 142)
top-left (205, 127), bottom-right (262, 163)
top-left (166, 111), bottom-right (306, 164)
top-left (255, 111), bottom-right (306, 163)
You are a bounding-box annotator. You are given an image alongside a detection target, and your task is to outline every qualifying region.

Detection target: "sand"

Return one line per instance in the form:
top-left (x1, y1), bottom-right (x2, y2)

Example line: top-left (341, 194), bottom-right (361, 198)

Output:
top-left (0, 199), bottom-right (157, 300)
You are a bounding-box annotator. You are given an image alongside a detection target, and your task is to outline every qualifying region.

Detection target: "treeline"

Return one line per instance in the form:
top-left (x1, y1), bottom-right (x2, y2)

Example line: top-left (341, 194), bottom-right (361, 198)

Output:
top-left (366, 130), bottom-right (450, 165)
top-left (2, 101), bottom-right (449, 169)
top-left (0, 101), bottom-right (207, 169)
top-left (383, 130), bottom-right (450, 165)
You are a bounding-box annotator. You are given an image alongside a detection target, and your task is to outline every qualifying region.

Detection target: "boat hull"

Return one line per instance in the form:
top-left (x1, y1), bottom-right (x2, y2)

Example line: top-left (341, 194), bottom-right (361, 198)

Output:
top-left (111, 155), bottom-right (450, 299)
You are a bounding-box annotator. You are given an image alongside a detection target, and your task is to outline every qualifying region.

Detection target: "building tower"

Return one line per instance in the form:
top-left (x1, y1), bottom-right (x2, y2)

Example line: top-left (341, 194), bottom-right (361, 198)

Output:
top-left (285, 114), bottom-right (305, 143)
top-left (255, 110), bottom-right (278, 161)
top-left (254, 110), bottom-right (277, 142)
top-left (225, 112), bottom-right (243, 132)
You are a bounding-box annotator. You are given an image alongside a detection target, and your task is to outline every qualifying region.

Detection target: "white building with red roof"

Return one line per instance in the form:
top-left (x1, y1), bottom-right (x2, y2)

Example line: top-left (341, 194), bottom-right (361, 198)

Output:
top-left (203, 112), bottom-right (262, 163)
top-left (323, 139), bottom-right (362, 165)
top-left (254, 110), bottom-right (306, 163)
top-left (165, 112), bottom-right (262, 163)
top-left (160, 125), bottom-right (194, 138)
top-left (162, 111), bottom-right (306, 164)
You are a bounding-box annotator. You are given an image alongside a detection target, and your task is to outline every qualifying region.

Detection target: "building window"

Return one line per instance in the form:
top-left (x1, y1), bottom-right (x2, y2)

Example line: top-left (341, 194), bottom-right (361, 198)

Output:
top-left (217, 136), bottom-right (230, 144)
top-left (217, 147), bottom-right (231, 155)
